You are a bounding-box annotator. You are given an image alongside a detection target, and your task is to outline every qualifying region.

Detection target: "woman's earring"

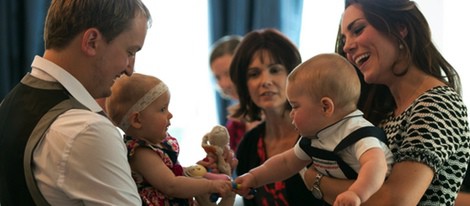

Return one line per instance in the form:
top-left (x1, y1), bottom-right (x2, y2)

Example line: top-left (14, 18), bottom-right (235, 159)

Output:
top-left (399, 44), bottom-right (404, 50)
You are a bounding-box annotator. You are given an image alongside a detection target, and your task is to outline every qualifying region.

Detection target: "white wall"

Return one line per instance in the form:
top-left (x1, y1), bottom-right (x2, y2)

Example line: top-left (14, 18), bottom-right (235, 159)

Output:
top-left (300, 0), bottom-right (470, 107)
top-left (135, 0), bottom-right (216, 166)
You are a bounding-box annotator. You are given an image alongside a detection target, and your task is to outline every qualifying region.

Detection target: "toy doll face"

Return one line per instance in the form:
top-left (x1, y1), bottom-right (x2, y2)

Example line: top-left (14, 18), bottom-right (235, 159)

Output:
top-left (186, 165), bottom-right (207, 177)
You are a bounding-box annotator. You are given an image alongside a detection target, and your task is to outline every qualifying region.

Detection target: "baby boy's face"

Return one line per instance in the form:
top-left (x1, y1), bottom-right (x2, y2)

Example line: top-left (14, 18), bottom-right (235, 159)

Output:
top-left (287, 83), bottom-right (325, 138)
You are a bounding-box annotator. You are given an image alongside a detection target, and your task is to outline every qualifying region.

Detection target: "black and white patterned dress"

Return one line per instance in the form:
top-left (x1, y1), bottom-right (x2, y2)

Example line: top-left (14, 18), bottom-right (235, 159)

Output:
top-left (380, 86), bottom-right (470, 205)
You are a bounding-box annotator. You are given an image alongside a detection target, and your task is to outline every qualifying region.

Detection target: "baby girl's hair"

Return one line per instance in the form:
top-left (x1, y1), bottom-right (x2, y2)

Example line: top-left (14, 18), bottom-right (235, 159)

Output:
top-left (107, 73), bottom-right (168, 131)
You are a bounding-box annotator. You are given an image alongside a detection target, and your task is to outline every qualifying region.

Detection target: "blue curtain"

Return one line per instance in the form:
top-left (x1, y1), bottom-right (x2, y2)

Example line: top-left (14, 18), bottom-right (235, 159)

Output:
top-left (0, 0), bottom-right (51, 100)
top-left (208, 0), bottom-right (303, 124)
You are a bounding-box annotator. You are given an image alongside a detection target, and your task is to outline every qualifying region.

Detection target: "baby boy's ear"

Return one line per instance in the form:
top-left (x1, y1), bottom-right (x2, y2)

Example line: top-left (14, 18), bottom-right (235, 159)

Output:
top-left (320, 97), bottom-right (335, 116)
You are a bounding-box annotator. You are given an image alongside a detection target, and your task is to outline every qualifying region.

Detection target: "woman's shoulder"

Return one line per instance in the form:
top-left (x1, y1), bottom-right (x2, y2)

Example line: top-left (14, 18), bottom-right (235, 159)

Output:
top-left (383, 85), bottom-right (468, 128)
top-left (419, 86), bottom-right (464, 104)
top-left (407, 86), bottom-right (464, 111)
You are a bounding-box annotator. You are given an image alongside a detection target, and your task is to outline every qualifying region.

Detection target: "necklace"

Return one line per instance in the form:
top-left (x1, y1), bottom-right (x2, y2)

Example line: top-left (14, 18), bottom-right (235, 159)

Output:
top-left (394, 75), bottom-right (429, 115)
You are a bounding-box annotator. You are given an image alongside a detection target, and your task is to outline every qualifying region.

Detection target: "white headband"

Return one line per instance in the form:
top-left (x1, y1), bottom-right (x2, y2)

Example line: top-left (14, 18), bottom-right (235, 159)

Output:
top-left (118, 82), bottom-right (168, 131)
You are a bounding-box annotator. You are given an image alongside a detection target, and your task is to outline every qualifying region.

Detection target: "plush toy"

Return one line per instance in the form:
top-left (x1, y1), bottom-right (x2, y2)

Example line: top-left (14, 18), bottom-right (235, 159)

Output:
top-left (183, 125), bottom-right (239, 206)
top-left (184, 164), bottom-right (256, 203)
top-left (184, 164), bottom-right (232, 204)
top-left (201, 125), bottom-right (232, 176)
top-left (184, 164), bottom-right (208, 178)
top-left (183, 164), bottom-right (230, 181)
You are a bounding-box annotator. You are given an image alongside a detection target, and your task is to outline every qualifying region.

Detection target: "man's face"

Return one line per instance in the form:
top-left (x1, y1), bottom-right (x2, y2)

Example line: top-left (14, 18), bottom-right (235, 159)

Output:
top-left (92, 15), bottom-right (148, 98)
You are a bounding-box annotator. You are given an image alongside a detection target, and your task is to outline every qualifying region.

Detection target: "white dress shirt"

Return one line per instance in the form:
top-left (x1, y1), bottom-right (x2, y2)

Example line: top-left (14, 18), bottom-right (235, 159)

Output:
top-left (30, 56), bottom-right (141, 205)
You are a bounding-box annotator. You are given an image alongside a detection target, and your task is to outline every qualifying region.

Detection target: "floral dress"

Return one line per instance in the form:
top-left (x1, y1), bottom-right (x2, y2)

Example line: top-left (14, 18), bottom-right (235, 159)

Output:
top-left (125, 135), bottom-right (195, 206)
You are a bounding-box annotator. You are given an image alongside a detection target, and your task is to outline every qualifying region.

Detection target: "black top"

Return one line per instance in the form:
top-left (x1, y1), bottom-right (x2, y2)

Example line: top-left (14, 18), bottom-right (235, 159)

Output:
top-left (236, 122), bottom-right (323, 206)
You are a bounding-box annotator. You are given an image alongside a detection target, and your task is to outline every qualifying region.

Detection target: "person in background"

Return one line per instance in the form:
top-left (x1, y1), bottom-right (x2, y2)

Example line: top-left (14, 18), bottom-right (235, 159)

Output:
top-left (210, 35), bottom-right (258, 152)
top-left (235, 53), bottom-right (394, 206)
top-left (210, 35), bottom-right (242, 104)
top-left (229, 28), bottom-right (322, 206)
top-left (0, 0), bottom-right (150, 205)
top-left (302, 0), bottom-right (470, 205)
top-left (106, 73), bottom-right (234, 206)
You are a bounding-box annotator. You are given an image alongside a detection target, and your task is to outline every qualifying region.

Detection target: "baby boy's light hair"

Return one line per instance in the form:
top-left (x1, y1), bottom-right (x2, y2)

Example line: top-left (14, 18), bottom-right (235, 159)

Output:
top-left (288, 53), bottom-right (360, 111)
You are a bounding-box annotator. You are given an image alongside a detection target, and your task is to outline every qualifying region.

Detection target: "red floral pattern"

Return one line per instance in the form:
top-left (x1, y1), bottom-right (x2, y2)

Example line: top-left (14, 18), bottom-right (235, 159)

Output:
top-left (125, 135), bottom-right (193, 206)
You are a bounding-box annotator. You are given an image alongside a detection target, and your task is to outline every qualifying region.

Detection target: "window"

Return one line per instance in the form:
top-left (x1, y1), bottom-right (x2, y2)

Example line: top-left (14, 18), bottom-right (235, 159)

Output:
top-left (412, 0), bottom-right (470, 106)
top-left (136, 0), bottom-right (216, 166)
top-left (300, 0), bottom-right (470, 107)
top-left (135, 1), bottom-right (470, 165)
top-left (299, 0), bottom-right (344, 60)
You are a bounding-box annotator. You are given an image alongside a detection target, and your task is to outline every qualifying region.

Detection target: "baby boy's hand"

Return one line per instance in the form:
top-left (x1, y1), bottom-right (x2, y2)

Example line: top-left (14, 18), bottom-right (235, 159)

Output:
top-left (334, 190), bottom-right (361, 206)
top-left (233, 173), bottom-right (256, 199)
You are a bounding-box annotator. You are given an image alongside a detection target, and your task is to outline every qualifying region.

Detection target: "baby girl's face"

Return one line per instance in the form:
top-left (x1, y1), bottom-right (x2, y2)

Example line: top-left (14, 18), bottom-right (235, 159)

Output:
top-left (138, 91), bottom-right (173, 144)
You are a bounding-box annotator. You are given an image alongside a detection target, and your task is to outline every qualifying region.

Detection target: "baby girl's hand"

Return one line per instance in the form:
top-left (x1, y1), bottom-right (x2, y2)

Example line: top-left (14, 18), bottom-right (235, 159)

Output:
top-left (210, 179), bottom-right (233, 198)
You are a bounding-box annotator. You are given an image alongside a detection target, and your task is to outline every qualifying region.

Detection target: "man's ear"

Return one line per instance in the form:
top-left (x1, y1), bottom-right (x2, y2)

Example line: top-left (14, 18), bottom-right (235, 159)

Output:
top-left (320, 97), bottom-right (334, 117)
top-left (81, 28), bottom-right (101, 56)
top-left (130, 112), bottom-right (142, 129)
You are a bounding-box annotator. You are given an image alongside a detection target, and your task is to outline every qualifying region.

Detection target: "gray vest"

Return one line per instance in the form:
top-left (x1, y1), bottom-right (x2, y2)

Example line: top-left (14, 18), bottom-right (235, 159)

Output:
top-left (0, 74), bottom-right (88, 206)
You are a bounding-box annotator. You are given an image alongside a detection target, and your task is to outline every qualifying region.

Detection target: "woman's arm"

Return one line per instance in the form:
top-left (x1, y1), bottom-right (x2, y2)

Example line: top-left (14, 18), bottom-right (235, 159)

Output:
top-left (304, 161), bottom-right (434, 205)
top-left (363, 161), bottom-right (433, 205)
top-left (455, 192), bottom-right (470, 206)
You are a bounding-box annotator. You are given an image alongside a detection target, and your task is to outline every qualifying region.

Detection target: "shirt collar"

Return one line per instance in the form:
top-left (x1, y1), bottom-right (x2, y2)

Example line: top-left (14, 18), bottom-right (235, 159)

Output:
top-left (30, 55), bottom-right (103, 113)
top-left (316, 109), bottom-right (364, 140)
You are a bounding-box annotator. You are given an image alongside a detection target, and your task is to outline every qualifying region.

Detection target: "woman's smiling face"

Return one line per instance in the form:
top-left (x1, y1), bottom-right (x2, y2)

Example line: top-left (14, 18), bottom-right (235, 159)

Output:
top-left (340, 4), bottom-right (401, 85)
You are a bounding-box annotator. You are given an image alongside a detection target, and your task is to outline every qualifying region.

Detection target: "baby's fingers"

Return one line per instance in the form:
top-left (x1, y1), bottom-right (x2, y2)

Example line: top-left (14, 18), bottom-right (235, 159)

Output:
top-left (232, 182), bottom-right (256, 198)
top-left (334, 191), bottom-right (360, 206)
top-left (216, 180), bottom-right (233, 197)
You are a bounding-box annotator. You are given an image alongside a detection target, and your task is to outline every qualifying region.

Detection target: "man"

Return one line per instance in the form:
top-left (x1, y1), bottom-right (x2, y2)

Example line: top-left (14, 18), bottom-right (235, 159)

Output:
top-left (0, 0), bottom-right (151, 205)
